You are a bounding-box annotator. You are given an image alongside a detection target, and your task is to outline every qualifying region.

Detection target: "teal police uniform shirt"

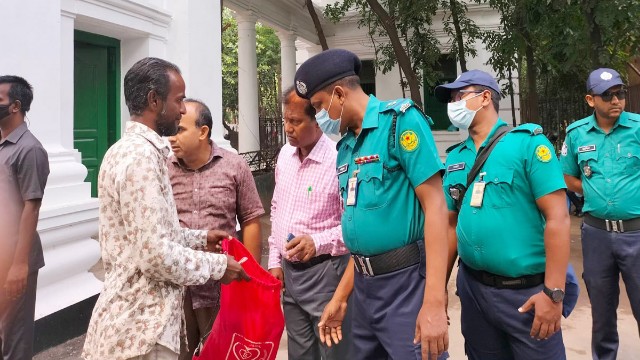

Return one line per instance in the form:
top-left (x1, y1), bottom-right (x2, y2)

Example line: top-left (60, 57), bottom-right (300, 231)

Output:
top-left (337, 96), bottom-right (444, 256)
top-left (560, 111), bottom-right (640, 220)
top-left (443, 120), bottom-right (566, 277)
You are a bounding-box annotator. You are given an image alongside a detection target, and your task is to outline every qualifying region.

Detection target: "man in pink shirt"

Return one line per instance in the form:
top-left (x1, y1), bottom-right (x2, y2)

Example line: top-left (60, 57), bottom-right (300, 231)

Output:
top-left (268, 87), bottom-right (350, 359)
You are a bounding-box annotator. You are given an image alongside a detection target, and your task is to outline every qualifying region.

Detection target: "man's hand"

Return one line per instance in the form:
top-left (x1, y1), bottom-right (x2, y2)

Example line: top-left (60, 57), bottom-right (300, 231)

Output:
top-left (285, 234), bottom-right (316, 262)
top-left (206, 230), bottom-right (231, 253)
top-left (219, 255), bottom-right (251, 284)
top-left (269, 268), bottom-right (284, 284)
top-left (318, 297), bottom-right (348, 347)
top-left (519, 291), bottom-right (562, 340)
top-left (414, 303), bottom-right (449, 360)
top-left (3, 262), bottom-right (28, 300)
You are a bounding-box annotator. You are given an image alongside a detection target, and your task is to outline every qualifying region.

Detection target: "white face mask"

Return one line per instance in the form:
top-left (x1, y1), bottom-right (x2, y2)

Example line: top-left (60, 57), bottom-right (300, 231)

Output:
top-left (447, 92), bottom-right (483, 130)
top-left (315, 88), bottom-right (344, 136)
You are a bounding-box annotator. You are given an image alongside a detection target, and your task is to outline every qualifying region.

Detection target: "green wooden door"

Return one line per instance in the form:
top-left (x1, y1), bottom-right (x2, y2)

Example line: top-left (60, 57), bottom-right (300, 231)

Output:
top-left (424, 55), bottom-right (458, 130)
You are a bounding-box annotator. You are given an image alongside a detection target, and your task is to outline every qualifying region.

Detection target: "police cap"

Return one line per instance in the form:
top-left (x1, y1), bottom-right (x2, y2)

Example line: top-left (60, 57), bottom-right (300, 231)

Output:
top-left (294, 49), bottom-right (361, 99)
top-left (587, 68), bottom-right (624, 95)
top-left (434, 70), bottom-right (500, 103)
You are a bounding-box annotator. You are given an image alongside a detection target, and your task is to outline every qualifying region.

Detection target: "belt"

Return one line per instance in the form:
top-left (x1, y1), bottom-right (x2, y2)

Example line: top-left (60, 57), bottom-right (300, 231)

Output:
top-left (584, 213), bottom-right (640, 233)
top-left (462, 262), bottom-right (544, 289)
top-left (286, 254), bottom-right (333, 271)
top-left (352, 241), bottom-right (421, 277)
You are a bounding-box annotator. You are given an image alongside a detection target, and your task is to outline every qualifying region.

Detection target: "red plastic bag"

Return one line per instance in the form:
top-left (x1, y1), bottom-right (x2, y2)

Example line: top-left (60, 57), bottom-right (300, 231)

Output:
top-left (194, 238), bottom-right (285, 360)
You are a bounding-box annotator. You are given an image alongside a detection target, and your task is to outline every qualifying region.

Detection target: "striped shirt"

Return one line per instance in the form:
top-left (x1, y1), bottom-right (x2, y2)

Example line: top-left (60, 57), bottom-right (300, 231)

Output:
top-left (268, 134), bottom-right (348, 269)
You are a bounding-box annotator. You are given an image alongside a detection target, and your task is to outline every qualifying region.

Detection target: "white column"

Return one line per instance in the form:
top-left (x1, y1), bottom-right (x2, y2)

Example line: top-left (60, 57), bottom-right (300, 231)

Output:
top-left (2, 2), bottom-right (102, 319)
top-left (236, 10), bottom-right (260, 153)
top-left (278, 31), bottom-right (297, 91)
top-left (167, 0), bottom-right (231, 150)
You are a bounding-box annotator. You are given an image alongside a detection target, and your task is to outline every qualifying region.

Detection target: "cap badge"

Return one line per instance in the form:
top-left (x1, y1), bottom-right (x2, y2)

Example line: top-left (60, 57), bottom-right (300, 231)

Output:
top-left (296, 80), bottom-right (308, 95)
top-left (600, 72), bottom-right (613, 81)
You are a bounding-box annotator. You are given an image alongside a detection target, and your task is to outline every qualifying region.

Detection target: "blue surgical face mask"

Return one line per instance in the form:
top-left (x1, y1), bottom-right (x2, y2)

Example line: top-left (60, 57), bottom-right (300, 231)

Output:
top-left (447, 93), bottom-right (483, 130)
top-left (315, 89), bottom-right (344, 136)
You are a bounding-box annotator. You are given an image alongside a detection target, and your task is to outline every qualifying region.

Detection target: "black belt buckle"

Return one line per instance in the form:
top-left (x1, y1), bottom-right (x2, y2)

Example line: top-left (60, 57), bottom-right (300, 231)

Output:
top-left (605, 219), bottom-right (625, 233)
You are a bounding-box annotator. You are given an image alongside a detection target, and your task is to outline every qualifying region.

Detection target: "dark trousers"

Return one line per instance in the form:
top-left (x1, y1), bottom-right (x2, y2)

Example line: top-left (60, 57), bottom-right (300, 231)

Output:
top-left (350, 241), bottom-right (447, 360)
top-left (283, 254), bottom-right (351, 360)
top-left (0, 271), bottom-right (38, 360)
top-left (457, 264), bottom-right (566, 360)
top-left (581, 222), bottom-right (640, 360)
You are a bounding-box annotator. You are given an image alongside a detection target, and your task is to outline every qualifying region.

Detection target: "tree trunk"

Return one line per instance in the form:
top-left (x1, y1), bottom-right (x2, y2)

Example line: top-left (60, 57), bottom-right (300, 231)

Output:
top-left (366, 0), bottom-right (423, 107)
top-left (449, 0), bottom-right (467, 72)
top-left (583, 0), bottom-right (604, 68)
top-left (524, 32), bottom-right (539, 123)
top-left (306, 0), bottom-right (329, 51)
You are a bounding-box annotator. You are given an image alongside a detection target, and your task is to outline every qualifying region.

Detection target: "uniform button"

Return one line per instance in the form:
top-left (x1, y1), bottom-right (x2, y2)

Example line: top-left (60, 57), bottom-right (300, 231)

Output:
top-left (348, 216), bottom-right (352, 221)
top-left (608, 201), bottom-right (613, 205)
top-left (494, 178), bottom-right (499, 182)
top-left (606, 179), bottom-right (611, 183)
top-left (605, 153), bottom-right (610, 157)
top-left (473, 210), bottom-right (477, 214)
top-left (193, 210), bottom-right (198, 214)
top-left (628, 153), bottom-right (632, 157)
top-left (366, 174), bottom-right (370, 180)
top-left (194, 188), bottom-right (199, 192)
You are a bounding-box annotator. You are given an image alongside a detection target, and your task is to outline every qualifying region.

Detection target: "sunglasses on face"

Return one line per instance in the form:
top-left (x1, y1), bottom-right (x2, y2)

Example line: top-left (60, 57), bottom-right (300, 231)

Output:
top-left (451, 90), bottom-right (483, 102)
top-left (597, 89), bottom-right (627, 102)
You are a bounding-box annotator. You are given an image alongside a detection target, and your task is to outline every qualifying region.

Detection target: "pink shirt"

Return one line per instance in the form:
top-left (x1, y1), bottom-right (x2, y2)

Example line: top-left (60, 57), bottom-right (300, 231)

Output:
top-left (268, 134), bottom-right (349, 269)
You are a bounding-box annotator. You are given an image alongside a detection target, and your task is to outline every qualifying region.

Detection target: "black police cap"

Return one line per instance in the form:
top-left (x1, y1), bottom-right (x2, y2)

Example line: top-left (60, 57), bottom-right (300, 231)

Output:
top-left (294, 49), bottom-right (361, 99)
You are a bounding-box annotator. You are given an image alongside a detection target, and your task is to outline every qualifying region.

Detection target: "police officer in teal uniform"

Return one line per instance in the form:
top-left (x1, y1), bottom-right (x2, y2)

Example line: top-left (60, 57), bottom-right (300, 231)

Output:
top-left (293, 49), bottom-right (450, 360)
top-left (560, 68), bottom-right (640, 360)
top-left (439, 70), bottom-right (574, 359)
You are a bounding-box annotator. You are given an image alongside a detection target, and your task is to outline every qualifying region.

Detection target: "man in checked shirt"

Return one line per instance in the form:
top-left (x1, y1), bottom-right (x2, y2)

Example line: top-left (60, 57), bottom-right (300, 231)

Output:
top-left (267, 86), bottom-right (351, 359)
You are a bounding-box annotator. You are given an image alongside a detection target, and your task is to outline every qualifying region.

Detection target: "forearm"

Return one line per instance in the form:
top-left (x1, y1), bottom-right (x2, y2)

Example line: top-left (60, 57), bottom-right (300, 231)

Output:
top-left (15, 201), bottom-right (41, 266)
top-left (241, 218), bottom-right (262, 261)
top-left (543, 215), bottom-right (571, 290)
top-left (446, 212), bottom-right (459, 284)
top-left (421, 188), bottom-right (448, 305)
top-left (564, 175), bottom-right (583, 195)
top-left (311, 224), bottom-right (344, 256)
top-left (332, 257), bottom-right (354, 302)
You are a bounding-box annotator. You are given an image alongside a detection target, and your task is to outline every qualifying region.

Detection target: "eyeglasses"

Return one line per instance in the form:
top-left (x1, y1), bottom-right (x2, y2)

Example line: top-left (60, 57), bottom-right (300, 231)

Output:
top-left (451, 90), bottom-right (483, 102)
top-left (597, 89), bottom-right (627, 102)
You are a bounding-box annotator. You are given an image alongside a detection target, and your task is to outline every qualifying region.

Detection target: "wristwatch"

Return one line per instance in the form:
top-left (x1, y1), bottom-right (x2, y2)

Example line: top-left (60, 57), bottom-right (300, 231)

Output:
top-left (543, 286), bottom-right (565, 303)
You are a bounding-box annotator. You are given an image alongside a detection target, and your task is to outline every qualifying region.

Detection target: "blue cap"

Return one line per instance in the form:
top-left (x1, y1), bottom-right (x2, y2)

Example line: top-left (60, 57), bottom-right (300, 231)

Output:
top-left (434, 70), bottom-right (500, 103)
top-left (587, 68), bottom-right (624, 95)
top-left (294, 49), bottom-right (361, 99)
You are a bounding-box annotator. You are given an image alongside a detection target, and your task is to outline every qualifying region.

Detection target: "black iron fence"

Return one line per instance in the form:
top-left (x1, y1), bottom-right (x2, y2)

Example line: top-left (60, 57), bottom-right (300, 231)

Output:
top-left (240, 148), bottom-right (280, 174)
top-left (259, 116), bottom-right (285, 150)
top-left (521, 95), bottom-right (591, 151)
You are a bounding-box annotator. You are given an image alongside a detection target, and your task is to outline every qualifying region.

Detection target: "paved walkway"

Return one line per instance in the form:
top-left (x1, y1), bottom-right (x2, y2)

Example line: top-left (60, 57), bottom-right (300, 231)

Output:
top-left (35, 216), bottom-right (639, 359)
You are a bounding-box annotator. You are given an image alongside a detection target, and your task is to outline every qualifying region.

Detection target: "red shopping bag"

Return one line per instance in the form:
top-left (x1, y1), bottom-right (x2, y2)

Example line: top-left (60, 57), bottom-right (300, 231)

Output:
top-left (194, 238), bottom-right (285, 360)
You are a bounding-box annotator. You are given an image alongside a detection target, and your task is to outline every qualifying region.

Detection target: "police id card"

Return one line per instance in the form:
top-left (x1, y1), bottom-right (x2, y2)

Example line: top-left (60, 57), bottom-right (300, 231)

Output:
top-left (469, 172), bottom-right (487, 208)
top-left (346, 176), bottom-right (358, 206)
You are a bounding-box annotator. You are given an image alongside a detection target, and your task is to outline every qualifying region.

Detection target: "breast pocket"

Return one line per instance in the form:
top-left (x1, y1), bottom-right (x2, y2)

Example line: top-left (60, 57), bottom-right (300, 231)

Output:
top-left (616, 146), bottom-right (640, 175)
top-left (578, 150), bottom-right (598, 176)
top-left (484, 168), bottom-right (515, 208)
top-left (356, 161), bottom-right (387, 210)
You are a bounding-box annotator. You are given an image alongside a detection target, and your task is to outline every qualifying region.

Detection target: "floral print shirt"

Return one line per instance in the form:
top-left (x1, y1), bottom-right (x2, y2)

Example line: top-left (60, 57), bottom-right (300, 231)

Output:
top-left (82, 121), bottom-right (227, 359)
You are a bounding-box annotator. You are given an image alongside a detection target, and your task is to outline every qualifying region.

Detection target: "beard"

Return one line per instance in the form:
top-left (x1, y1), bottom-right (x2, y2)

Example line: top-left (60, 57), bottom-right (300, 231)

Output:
top-left (156, 108), bottom-right (179, 137)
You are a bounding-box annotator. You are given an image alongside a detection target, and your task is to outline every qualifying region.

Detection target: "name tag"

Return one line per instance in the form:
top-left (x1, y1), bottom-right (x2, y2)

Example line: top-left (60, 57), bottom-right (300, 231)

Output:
top-left (447, 163), bottom-right (466, 172)
top-left (337, 164), bottom-right (348, 175)
top-left (578, 145), bottom-right (596, 153)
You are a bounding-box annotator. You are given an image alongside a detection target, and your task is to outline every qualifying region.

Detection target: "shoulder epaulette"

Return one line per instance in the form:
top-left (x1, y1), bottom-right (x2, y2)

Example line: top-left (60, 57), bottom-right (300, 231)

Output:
top-left (512, 123), bottom-right (543, 136)
top-left (381, 99), bottom-right (434, 125)
top-left (381, 98), bottom-right (414, 114)
top-left (626, 112), bottom-right (640, 122)
top-left (565, 118), bottom-right (591, 133)
top-left (446, 141), bottom-right (464, 154)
